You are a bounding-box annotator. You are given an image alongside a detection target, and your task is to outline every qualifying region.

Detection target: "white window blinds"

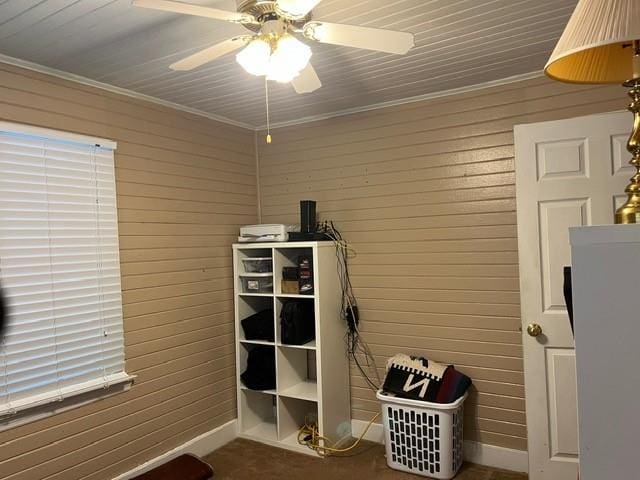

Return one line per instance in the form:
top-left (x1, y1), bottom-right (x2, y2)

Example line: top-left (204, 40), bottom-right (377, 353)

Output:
top-left (0, 123), bottom-right (130, 417)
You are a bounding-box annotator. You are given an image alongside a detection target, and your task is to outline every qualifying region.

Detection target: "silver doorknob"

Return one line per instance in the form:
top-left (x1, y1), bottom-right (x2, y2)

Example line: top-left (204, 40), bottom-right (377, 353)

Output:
top-left (527, 323), bottom-right (543, 337)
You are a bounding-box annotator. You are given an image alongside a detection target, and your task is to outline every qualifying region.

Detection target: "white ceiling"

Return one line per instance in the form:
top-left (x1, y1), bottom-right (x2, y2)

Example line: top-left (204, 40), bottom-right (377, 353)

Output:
top-left (0, 0), bottom-right (577, 128)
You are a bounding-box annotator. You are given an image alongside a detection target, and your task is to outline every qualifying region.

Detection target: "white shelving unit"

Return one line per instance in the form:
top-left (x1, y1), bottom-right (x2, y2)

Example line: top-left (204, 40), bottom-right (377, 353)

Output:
top-left (233, 241), bottom-right (351, 455)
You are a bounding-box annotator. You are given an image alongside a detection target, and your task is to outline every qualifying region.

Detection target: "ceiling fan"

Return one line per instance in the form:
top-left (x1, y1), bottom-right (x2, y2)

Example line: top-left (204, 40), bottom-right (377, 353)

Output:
top-left (132, 0), bottom-right (415, 94)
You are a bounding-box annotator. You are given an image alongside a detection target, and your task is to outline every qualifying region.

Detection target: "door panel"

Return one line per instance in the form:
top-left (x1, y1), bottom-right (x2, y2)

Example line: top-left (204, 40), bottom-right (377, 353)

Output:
top-left (514, 111), bottom-right (630, 480)
top-left (536, 138), bottom-right (588, 180)
top-left (611, 134), bottom-right (635, 177)
top-left (538, 199), bottom-right (589, 314)
top-left (546, 348), bottom-right (579, 458)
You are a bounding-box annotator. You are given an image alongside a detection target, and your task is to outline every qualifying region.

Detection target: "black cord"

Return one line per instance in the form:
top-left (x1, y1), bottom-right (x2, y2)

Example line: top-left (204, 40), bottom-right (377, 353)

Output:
top-left (323, 222), bottom-right (380, 392)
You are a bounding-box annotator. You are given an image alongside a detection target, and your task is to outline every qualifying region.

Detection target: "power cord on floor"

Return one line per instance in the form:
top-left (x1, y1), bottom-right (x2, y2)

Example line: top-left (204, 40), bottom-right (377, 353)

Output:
top-left (297, 412), bottom-right (380, 456)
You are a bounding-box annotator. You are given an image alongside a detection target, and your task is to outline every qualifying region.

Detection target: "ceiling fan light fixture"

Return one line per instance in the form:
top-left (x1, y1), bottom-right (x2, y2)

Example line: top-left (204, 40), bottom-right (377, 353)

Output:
top-left (266, 34), bottom-right (312, 83)
top-left (269, 35), bottom-right (312, 78)
top-left (236, 37), bottom-right (272, 76)
top-left (236, 34), bottom-right (311, 83)
top-left (275, 0), bottom-right (322, 19)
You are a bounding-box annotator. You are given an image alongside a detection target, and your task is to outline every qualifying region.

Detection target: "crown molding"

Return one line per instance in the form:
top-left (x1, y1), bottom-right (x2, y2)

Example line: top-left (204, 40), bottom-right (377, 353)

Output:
top-left (262, 70), bottom-right (544, 130)
top-left (0, 54), bottom-right (255, 130)
top-left (0, 53), bottom-right (543, 132)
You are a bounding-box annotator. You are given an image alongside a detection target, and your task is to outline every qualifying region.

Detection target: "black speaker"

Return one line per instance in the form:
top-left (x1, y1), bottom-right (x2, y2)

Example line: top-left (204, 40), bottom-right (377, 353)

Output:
top-left (300, 200), bottom-right (316, 234)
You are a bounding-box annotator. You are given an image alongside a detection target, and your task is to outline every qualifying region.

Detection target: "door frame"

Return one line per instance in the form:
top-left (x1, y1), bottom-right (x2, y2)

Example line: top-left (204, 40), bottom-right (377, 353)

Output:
top-left (514, 110), bottom-right (629, 479)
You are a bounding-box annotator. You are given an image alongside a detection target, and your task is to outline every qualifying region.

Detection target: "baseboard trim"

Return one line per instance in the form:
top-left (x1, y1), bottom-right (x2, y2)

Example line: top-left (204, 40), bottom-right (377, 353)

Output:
top-left (112, 419), bottom-right (238, 480)
top-left (352, 418), bottom-right (386, 443)
top-left (351, 419), bottom-right (528, 474)
top-left (463, 440), bottom-right (528, 473)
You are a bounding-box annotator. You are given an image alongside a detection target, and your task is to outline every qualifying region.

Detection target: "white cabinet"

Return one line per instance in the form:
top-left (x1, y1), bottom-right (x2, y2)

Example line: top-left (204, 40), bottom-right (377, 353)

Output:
top-left (569, 225), bottom-right (640, 480)
top-left (232, 241), bottom-right (351, 454)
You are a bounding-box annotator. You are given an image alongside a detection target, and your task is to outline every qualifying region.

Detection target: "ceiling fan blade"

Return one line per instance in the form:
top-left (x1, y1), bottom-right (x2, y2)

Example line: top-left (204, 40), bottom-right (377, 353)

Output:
top-left (275, 0), bottom-right (323, 19)
top-left (170, 36), bottom-right (248, 71)
top-left (132, 0), bottom-right (257, 24)
top-left (303, 21), bottom-right (414, 55)
top-left (291, 63), bottom-right (321, 93)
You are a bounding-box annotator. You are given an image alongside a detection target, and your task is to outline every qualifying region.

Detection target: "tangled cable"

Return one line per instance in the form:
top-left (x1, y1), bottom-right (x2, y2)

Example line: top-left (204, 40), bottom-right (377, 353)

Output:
top-left (321, 221), bottom-right (381, 392)
top-left (297, 412), bottom-right (380, 456)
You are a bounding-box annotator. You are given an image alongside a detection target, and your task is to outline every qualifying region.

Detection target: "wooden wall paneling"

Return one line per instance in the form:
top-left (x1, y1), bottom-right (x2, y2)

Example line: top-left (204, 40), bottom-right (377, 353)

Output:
top-left (256, 76), bottom-right (623, 452)
top-left (0, 64), bottom-right (256, 479)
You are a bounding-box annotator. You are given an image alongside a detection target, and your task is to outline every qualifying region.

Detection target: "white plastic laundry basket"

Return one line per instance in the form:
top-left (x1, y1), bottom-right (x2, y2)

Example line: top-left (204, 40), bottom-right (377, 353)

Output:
top-left (377, 390), bottom-right (466, 479)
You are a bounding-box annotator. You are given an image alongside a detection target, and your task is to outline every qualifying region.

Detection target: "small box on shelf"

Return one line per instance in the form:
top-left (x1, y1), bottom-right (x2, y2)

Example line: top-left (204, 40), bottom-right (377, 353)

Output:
top-left (281, 280), bottom-right (299, 294)
top-left (298, 255), bottom-right (313, 295)
top-left (281, 266), bottom-right (299, 294)
top-left (242, 257), bottom-right (273, 274)
top-left (241, 275), bottom-right (273, 294)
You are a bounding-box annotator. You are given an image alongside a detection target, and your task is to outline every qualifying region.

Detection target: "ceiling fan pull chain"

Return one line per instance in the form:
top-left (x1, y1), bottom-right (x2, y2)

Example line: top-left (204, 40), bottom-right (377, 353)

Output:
top-left (265, 77), bottom-right (272, 144)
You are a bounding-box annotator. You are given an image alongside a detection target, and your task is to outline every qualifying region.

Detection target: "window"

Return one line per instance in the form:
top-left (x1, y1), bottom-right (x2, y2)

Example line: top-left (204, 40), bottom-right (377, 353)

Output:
top-left (0, 122), bottom-right (131, 419)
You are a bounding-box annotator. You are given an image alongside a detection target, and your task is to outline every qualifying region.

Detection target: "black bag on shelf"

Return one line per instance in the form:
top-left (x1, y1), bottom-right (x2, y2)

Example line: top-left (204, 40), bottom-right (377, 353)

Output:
top-left (280, 300), bottom-right (315, 345)
top-left (241, 309), bottom-right (274, 341)
top-left (240, 345), bottom-right (276, 390)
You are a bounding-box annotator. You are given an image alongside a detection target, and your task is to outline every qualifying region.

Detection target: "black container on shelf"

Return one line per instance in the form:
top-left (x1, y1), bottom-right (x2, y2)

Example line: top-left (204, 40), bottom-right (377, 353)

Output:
top-left (241, 345), bottom-right (276, 390)
top-left (282, 266), bottom-right (299, 281)
top-left (241, 308), bottom-right (274, 341)
top-left (280, 300), bottom-right (315, 345)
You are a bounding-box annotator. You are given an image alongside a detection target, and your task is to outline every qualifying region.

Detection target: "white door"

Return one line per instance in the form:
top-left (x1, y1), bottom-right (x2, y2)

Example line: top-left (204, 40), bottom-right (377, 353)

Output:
top-left (514, 111), bottom-right (630, 480)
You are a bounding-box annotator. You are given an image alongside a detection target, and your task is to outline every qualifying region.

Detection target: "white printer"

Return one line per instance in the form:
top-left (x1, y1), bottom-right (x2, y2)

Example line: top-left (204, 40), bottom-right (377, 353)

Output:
top-left (238, 224), bottom-right (297, 243)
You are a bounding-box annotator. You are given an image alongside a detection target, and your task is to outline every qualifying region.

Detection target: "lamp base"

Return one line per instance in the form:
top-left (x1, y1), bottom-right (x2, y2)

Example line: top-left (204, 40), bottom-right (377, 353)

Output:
top-left (615, 201), bottom-right (640, 224)
top-left (614, 78), bottom-right (640, 224)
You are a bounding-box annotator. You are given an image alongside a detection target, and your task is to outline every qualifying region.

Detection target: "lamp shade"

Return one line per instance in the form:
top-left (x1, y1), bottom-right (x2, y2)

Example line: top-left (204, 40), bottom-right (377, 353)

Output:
top-left (544, 0), bottom-right (640, 83)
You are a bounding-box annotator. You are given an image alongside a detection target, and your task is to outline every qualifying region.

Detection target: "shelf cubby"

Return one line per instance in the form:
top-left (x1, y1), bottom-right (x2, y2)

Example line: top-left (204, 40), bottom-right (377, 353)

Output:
top-left (240, 390), bottom-right (278, 442)
top-left (236, 248), bottom-right (274, 294)
top-left (237, 247), bottom-right (272, 266)
top-left (278, 396), bottom-right (318, 447)
top-left (273, 247), bottom-right (314, 297)
top-left (238, 295), bottom-right (274, 344)
top-left (238, 343), bottom-right (276, 394)
top-left (277, 346), bottom-right (317, 402)
top-left (275, 296), bottom-right (315, 348)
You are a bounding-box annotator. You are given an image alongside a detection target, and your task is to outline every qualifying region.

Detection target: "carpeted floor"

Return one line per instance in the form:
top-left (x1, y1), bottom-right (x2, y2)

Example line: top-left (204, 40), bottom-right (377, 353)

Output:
top-left (203, 439), bottom-right (527, 480)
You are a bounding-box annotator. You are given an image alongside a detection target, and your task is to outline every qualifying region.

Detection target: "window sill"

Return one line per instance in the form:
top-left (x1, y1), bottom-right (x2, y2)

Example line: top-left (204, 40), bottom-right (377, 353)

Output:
top-left (0, 374), bottom-right (135, 432)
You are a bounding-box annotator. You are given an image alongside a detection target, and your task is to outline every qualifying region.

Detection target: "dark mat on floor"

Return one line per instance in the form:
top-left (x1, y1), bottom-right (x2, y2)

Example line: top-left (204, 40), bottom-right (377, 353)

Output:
top-left (132, 453), bottom-right (214, 480)
top-left (203, 438), bottom-right (526, 480)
